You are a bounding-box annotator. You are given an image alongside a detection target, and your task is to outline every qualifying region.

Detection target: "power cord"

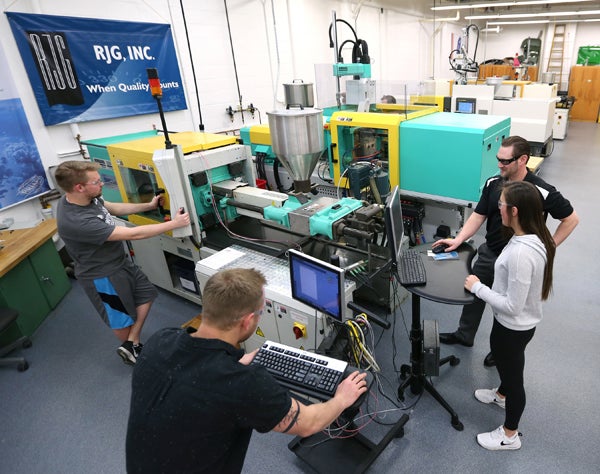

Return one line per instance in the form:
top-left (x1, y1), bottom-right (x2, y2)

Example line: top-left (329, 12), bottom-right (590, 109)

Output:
top-left (344, 314), bottom-right (380, 372)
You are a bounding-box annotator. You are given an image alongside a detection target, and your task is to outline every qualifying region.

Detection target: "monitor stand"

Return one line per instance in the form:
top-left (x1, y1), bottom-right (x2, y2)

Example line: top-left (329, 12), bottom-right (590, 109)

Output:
top-left (397, 291), bottom-right (464, 431)
top-left (289, 413), bottom-right (409, 474)
top-left (288, 316), bottom-right (407, 473)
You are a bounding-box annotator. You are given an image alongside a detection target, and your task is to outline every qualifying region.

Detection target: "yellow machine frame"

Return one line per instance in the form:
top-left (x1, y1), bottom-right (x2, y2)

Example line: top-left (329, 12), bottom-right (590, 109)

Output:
top-left (106, 131), bottom-right (237, 227)
top-left (407, 95), bottom-right (446, 110)
top-left (376, 100), bottom-right (443, 112)
top-left (246, 123), bottom-right (271, 146)
top-left (329, 107), bottom-right (437, 190)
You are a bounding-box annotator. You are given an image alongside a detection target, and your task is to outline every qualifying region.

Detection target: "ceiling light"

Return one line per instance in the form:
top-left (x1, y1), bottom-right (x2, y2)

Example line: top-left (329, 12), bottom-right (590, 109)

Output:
top-left (488, 20), bottom-right (550, 25)
top-left (480, 26), bottom-right (503, 32)
top-left (488, 18), bottom-right (600, 25)
top-left (431, 0), bottom-right (594, 11)
top-left (466, 10), bottom-right (600, 20)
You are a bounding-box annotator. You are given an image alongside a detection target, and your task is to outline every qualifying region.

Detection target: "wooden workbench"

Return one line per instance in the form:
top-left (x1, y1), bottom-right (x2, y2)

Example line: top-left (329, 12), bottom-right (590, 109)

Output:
top-left (0, 219), bottom-right (59, 277)
top-left (0, 219), bottom-right (71, 342)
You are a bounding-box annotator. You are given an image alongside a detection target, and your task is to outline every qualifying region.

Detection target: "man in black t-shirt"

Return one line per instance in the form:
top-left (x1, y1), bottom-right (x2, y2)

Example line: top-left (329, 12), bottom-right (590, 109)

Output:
top-left (432, 136), bottom-right (578, 366)
top-left (126, 268), bottom-right (367, 474)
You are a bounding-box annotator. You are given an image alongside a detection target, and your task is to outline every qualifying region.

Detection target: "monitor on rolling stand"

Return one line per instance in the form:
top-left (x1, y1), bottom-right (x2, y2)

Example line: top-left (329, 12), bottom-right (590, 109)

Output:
top-left (288, 249), bottom-right (346, 323)
top-left (287, 249), bottom-right (409, 474)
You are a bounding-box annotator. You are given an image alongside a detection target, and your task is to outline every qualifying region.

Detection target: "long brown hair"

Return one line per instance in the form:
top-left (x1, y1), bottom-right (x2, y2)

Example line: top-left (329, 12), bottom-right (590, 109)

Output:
top-left (502, 181), bottom-right (555, 300)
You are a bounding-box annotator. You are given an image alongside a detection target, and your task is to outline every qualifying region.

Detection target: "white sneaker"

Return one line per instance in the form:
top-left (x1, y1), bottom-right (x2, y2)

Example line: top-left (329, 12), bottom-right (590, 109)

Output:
top-left (474, 387), bottom-right (505, 409)
top-left (477, 425), bottom-right (521, 451)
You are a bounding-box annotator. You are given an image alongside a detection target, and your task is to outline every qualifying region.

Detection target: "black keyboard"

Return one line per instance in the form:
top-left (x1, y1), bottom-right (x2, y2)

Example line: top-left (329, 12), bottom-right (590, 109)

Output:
top-left (251, 341), bottom-right (348, 400)
top-left (398, 249), bottom-right (427, 286)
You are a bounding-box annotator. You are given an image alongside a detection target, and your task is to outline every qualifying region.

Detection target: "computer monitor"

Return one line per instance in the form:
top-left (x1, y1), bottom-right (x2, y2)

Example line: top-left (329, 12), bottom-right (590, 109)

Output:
top-left (455, 97), bottom-right (476, 114)
top-left (384, 185), bottom-right (404, 267)
top-left (288, 249), bottom-right (346, 322)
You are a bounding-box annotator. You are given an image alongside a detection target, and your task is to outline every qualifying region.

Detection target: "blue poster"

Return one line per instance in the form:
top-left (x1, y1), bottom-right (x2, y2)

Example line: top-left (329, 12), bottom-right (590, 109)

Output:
top-left (6, 12), bottom-right (187, 125)
top-left (0, 41), bottom-right (49, 210)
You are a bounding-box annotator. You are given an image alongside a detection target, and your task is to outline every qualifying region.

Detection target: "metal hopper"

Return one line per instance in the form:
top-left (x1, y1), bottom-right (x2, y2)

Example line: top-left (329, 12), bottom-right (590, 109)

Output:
top-left (266, 107), bottom-right (325, 193)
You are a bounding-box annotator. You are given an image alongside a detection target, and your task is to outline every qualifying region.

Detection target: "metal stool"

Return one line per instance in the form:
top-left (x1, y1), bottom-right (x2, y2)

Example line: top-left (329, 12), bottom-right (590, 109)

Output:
top-left (0, 307), bottom-right (32, 372)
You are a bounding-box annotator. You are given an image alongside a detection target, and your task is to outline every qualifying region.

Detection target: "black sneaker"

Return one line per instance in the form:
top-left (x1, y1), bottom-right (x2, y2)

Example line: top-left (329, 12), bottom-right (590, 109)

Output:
top-left (117, 341), bottom-right (136, 365)
top-left (484, 351), bottom-right (496, 367)
top-left (133, 343), bottom-right (143, 358)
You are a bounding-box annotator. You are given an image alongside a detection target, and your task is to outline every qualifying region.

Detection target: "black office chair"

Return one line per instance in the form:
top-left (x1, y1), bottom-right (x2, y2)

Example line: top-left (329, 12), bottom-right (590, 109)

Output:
top-left (0, 307), bottom-right (32, 372)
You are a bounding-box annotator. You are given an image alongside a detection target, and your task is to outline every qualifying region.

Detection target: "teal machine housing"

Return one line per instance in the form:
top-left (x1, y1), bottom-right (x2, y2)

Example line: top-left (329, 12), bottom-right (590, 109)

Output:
top-left (399, 113), bottom-right (511, 202)
top-left (240, 127), bottom-right (275, 162)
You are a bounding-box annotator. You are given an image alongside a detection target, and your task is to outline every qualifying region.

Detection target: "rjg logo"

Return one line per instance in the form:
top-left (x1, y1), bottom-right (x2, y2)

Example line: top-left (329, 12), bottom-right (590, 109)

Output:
top-left (26, 30), bottom-right (84, 106)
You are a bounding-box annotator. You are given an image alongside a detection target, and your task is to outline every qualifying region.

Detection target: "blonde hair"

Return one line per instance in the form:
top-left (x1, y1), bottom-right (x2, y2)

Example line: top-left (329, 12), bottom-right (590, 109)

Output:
top-left (202, 268), bottom-right (266, 330)
top-left (55, 160), bottom-right (100, 192)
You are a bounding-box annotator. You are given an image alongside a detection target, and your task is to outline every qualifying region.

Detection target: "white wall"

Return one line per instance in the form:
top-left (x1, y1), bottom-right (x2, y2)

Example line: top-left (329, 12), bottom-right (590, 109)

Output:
top-left (570, 22), bottom-right (600, 63)
top-left (0, 0), bottom-right (593, 223)
top-left (475, 21), bottom-right (599, 90)
top-left (477, 24), bottom-right (544, 63)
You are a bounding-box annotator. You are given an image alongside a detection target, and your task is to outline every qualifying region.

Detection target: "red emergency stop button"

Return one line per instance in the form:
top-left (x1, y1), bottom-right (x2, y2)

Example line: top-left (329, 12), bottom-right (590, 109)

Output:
top-left (292, 322), bottom-right (307, 339)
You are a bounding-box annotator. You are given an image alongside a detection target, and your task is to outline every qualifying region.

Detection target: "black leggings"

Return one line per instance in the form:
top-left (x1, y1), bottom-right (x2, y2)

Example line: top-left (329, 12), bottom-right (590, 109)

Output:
top-left (490, 318), bottom-right (535, 431)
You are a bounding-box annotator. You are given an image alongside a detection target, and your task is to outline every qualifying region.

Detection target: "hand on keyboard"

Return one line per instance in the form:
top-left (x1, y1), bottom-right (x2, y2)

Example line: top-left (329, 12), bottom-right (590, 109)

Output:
top-left (251, 341), bottom-right (373, 403)
top-left (239, 348), bottom-right (259, 366)
top-left (251, 341), bottom-right (349, 399)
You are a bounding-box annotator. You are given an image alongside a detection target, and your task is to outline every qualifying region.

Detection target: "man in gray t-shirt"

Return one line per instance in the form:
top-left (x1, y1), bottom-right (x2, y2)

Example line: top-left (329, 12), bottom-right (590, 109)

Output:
top-left (55, 160), bottom-right (190, 366)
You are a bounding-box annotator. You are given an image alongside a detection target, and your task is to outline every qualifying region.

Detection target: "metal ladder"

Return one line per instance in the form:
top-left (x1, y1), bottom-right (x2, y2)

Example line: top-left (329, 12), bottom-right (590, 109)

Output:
top-left (546, 24), bottom-right (566, 86)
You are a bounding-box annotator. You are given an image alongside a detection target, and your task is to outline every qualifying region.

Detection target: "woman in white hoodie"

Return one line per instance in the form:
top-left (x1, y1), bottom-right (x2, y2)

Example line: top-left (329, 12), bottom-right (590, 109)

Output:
top-left (465, 181), bottom-right (556, 451)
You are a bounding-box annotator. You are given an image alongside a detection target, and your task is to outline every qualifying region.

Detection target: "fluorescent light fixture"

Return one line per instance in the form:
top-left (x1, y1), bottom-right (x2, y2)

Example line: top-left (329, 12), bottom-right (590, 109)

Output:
top-left (466, 10), bottom-right (600, 20)
top-left (488, 20), bottom-right (551, 25)
top-left (488, 18), bottom-right (600, 25)
top-left (480, 26), bottom-right (503, 32)
top-left (431, 0), bottom-right (594, 11)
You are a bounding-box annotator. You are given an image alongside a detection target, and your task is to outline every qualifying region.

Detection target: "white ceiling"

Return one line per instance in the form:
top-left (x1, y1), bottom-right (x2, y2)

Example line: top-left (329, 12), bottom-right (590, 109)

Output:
top-left (369, 0), bottom-right (600, 21)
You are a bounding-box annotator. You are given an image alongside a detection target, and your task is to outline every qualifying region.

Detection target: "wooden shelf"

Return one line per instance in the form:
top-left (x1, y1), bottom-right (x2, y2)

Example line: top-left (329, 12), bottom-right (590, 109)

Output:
top-left (478, 64), bottom-right (538, 82)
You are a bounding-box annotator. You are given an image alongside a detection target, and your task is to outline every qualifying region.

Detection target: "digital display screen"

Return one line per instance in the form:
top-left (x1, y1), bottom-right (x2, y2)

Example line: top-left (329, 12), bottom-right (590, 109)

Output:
top-left (456, 98), bottom-right (476, 114)
top-left (289, 250), bottom-right (345, 321)
top-left (384, 185), bottom-right (404, 266)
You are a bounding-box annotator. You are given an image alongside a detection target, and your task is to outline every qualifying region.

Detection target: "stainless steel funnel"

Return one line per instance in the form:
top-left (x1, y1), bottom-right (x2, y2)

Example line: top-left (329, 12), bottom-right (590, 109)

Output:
top-left (267, 107), bottom-right (325, 193)
top-left (485, 76), bottom-right (505, 97)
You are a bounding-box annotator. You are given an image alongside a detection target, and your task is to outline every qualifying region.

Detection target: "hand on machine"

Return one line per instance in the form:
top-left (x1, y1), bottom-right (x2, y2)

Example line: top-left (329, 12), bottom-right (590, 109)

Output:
top-left (172, 206), bottom-right (190, 228)
top-left (153, 188), bottom-right (166, 215)
top-left (151, 189), bottom-right (189, 229)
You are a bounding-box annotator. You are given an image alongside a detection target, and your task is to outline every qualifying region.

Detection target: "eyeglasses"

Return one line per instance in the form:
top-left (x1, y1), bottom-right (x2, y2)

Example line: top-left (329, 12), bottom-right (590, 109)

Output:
top-left (496, 155), bottom-right (521, 166)
top-left (498, 200), bottom-right (512, 208)
top-left (83, 179), bottom-right (104, 186)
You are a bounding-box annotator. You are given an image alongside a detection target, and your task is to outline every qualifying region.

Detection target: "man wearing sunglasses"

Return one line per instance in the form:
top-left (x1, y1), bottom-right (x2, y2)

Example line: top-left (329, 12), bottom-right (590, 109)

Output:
top-left (432, 136), bottom-right (578, 367)
top-left (54, 160), bottom-right (190, 366)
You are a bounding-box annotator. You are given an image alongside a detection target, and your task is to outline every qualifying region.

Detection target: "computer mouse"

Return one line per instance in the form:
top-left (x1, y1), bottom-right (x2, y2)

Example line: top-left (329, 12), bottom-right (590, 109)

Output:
top-left (432, 243), bottom-right (449, 254)
top-left (339, 368), bottom-right (374, 419)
